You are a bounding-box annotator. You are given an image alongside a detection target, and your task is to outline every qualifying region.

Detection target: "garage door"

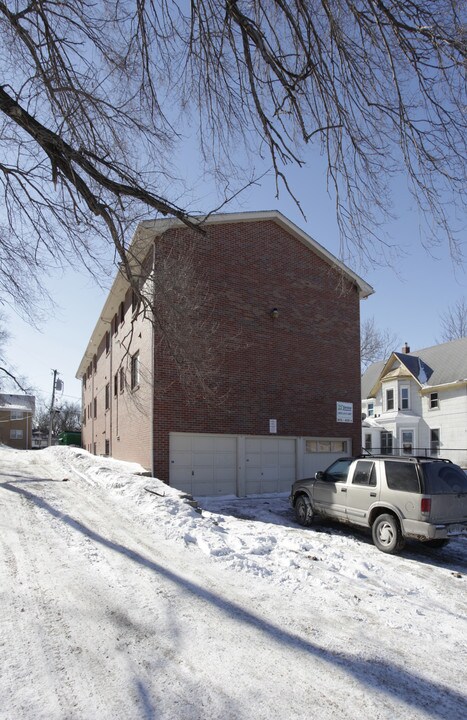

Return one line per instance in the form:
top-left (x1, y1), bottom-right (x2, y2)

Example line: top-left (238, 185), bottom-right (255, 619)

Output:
top-left (245, 437), bottom-right (296, 495)
top-left (169, 433), bottom-right (237, 496)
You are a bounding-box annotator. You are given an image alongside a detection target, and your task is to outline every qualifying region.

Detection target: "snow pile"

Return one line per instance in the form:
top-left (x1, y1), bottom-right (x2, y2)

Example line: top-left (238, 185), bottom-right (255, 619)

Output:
top-left (2, 445), bottom-right (466, 720)
top-left (40, 447), bottom-right (467, 600)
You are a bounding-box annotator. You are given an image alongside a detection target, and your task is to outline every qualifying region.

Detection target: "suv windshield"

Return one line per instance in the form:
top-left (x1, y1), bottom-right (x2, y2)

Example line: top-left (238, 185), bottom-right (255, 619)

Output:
top-left (422, 462), bottom-right (467, 494)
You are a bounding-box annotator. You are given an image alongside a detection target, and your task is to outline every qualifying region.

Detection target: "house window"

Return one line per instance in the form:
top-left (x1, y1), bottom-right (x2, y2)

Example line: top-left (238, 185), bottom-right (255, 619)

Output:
top-left (105, 383), bottom-right (110, 410)
top-left (381, 431), bottom-right (393, 455)
top-left (430, 429), bottom-right (440, 456)
top-left (10, 429), bottom-right (24, 440)
top-left (105, 439), bottom-right (110, 456)
top-left (367, 402), bottom-right (374, 417)
top-left (364, 433), bottom-right (372, 451)
top-left (401, 430), bottom-right (414, 455)
top-left (119, 367), bottom-right (125, 393)
top-left (10, 410), bottom-right (24, 420)
top-left (105, 331), bottom-right (110, 354)
top-left (130, 352), bottom-right (140, 390)
top-left (93, 397), bottom-right (97, 418)
top-left (430, 392), bottom-right (439, 409)
top-left (385, 389), bottom-right (394, 411)
top-left (114, 372), bottom-right (118, 397)
top-left (400, 387), bottom-right (409, 410)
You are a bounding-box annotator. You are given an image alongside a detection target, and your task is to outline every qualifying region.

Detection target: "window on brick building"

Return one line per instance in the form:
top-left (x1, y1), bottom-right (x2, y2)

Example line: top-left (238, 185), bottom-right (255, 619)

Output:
top-left (93, 397), bottom-right (97, 418)
top-left (114, 372), bottom-right (118, 397)
top-left (119, 367), bottom-right (125, 393)
top-left (305, 439), bottom-right (348, 453)
top-left (119, 301), bottom-right (125, 325)
top-left (105, 439), bottom-right (110, 456)
top-left (130, 352), bottom-right (140, 390)
top-left (10, 429), bottom-right (23, 440)
top-left (93, 354), bottom-right (97, 373)
top-left (10, 410), bottom-right (24, 420)
top-left (131, 289), bottom-right (139, 315)
top-left (105, 331), bottom-right (110, 354)
top-left (105, 383), bottom-right (110, 410)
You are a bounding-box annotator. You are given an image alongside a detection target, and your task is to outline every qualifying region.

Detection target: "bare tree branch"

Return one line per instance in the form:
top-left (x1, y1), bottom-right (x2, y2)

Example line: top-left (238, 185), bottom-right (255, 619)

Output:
top-left (0, 365), bottom-right (29, 392)
top-left (439, 297), bottom-right (467, 342)
top-left (0, 1), bottom-right (465, 394)
top-left (361, 316), bottom-right (399, 370)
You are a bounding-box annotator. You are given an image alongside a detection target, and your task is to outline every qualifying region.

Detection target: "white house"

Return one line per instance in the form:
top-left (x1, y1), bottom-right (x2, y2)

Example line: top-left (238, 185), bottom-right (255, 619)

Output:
top-left (362, 338), bottom-right (467, 468)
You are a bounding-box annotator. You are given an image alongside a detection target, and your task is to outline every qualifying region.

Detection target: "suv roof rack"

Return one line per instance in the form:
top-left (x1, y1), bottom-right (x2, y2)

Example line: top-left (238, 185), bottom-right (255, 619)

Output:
top-left (360, 454), bottom-right (453, 464)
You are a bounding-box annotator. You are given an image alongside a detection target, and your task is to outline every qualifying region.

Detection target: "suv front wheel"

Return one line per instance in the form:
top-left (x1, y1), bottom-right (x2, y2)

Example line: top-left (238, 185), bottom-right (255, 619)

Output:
top-left (294, 495), bottom-right (313, 527)
top-left (372, 513), bottom-right (405, 554)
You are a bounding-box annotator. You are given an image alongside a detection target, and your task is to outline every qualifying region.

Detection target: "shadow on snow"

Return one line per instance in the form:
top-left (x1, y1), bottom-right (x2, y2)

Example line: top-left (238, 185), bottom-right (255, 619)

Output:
top-left (1, 480), bottom-right (466, 719)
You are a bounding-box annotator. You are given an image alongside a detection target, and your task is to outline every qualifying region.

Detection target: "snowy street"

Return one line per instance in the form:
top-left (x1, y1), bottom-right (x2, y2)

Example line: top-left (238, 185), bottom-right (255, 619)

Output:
top-left (1, 446), bottom-right (466, 720)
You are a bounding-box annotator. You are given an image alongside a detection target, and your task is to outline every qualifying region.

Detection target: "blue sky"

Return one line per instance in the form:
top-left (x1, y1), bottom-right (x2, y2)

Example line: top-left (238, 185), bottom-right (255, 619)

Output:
top-left (2, 158), bottom-right (465, 409)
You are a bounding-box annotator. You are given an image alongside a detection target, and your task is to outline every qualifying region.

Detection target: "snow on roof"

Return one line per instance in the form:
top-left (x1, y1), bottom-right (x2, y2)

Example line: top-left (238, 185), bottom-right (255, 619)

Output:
top-left (0, 393), bottom-right (35, 413)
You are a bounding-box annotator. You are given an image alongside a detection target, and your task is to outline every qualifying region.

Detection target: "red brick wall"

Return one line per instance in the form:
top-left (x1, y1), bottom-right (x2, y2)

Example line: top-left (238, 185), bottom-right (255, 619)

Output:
top-left (152, 220), bottom-right (362, 482)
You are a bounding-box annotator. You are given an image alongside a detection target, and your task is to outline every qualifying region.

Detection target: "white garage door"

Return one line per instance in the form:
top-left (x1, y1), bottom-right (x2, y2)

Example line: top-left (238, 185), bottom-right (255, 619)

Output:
top-left (245, 437), bottom-right (296, 495)
top-left (169, 433), bottom-right (237, 496)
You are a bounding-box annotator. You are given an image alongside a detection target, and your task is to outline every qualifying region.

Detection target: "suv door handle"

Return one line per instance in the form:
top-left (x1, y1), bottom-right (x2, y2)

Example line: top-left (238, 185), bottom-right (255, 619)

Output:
top-left (340, 488), bottom-right (347, 492)
top-left (370, 492), bottom-right (376, 497)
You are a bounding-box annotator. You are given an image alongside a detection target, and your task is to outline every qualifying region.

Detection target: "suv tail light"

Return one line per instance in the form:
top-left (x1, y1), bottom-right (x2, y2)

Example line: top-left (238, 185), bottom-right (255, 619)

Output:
top-left (421, 497), bottom-right (431, 514)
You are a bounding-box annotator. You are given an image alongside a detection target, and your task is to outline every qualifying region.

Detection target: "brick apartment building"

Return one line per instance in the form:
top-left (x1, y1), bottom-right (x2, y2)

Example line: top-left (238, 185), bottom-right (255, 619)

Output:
top-left (0, 394), bottom-right (35, 450)
top-left (77, 211), bottom-right (373, 496)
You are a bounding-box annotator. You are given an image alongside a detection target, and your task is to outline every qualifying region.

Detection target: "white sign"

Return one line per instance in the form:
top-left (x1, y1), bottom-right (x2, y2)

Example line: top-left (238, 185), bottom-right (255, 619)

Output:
top-left (269, 419), bottom-right (277, 434)
top-left (336, 402), bottom-right (353, 423)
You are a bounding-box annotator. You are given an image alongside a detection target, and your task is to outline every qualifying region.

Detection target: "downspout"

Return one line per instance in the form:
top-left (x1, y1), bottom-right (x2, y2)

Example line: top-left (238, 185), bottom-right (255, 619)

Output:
top-left (151, 239), bottom-right (156, 477)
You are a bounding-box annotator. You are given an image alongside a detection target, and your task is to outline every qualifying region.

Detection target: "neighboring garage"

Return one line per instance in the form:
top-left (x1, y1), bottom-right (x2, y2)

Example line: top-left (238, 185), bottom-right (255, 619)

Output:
top-left (169, 433), bottom-right (352, 496)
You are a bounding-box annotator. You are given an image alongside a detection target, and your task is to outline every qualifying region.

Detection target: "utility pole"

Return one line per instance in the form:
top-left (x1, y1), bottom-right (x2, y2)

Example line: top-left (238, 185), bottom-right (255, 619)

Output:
top-left (48, 369), bottom-right (59, 447)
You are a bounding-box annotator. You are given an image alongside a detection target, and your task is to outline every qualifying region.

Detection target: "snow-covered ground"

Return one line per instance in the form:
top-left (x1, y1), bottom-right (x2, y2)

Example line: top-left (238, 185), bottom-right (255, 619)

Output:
top-left (1, 445), bottom-right (466, 720)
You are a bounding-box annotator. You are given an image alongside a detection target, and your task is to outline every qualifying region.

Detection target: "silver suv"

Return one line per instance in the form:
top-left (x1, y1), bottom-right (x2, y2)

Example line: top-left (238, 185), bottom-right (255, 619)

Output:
top-left (290, 456), bottom-right (467, 553)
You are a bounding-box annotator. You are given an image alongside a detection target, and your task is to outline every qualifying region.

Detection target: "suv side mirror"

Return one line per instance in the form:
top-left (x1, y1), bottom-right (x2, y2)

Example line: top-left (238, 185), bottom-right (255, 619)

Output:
top-left (315, 471), bottom-right (324, 480)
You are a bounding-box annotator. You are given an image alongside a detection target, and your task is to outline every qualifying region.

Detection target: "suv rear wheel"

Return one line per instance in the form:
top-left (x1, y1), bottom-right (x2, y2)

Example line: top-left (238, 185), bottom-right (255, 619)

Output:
top-left (294, 495), bottom-right (313, 527)
top-left (372, 513), bottom-right (405, 554)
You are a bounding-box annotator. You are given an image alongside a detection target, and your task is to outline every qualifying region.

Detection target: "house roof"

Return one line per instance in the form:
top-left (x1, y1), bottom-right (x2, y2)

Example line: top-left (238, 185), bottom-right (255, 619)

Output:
top-left (362, 337), bottom-right (467, 398)
top-left (76, 210), bottom-right (374, 378)
top-left (0, 393), bottom-right (36, 413)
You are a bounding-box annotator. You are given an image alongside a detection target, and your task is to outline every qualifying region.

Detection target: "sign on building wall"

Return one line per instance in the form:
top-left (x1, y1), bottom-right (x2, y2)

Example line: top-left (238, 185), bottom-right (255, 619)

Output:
top-left (269, 419), bottom-right (277, 434)
top-left (336, 402), bottom-right (353, 423)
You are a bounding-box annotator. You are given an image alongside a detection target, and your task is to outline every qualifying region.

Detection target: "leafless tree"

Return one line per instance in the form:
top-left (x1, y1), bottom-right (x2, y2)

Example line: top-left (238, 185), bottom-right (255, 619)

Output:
top-left (34, 399), bottom-right (81, 436)
top-left (1, 2), bottom-right (465, 284)
top-left (0, 311), bottom-right (31, 391)
top-left (0, 1), bottom-right (465, 390)
top-left (439, 298), bottom-right (467, 342)
top-left (361, 317), bottom-right (399, 370)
